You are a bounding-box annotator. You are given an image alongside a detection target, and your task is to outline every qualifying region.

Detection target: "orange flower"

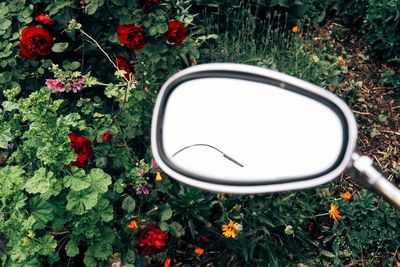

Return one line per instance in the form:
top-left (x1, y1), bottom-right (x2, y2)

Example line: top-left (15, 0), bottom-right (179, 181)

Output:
top-left (337, 56), bottom-right (346, 67)
top-left (292, 26), bottom-right (299, 33)
top-left (340, 191), bottom-right (352, 200)
top-left (127, 220), bottom-right (139, 229)
top-left (329, 203), bottom-right (342, 221)
top-left (155, 172), bottom-right (163, 181)
top-left (222, 220), bottom-right (242, 238)
top-left (194, 247), bottom-right (204, 256)
top-left (164, 257), bottom-right (172, 267)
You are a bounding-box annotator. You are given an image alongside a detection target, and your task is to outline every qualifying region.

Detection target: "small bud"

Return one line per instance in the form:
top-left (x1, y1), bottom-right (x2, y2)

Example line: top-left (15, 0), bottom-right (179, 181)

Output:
top-left (68, 19), bottom-right (82, 30)
top-left (284, 225), bottom-right (294, 235)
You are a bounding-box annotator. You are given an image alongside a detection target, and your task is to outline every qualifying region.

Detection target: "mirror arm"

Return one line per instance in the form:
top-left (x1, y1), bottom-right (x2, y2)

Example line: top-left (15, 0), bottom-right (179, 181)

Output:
top-left (350, 153), bottom-right (400, 209)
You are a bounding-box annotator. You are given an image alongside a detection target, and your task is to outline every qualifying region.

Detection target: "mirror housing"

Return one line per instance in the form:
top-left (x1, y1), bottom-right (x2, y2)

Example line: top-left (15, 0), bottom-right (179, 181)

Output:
top-left (151, 63), bottom-right (358, 194)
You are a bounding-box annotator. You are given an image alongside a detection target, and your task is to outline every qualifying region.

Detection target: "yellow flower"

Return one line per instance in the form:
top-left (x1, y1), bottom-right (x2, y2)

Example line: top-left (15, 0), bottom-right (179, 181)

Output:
top-left (51, 241), bottom-right (58, 249)
top-left (337, 56), bottom-right (346, 67)
top-left (23, 237), bottom-right (29, 245)
top-left (292, 26), bottom-right (299, 33)
top-left (155, 172), bottom-right (163, 181)
top-left (340, 191), bottom-right (352, 200)
top-left (127, 220), bottom-right (139, 229)
top-left (222, 220), bottom-right (241, 238)
top-left (194, 247), bottom-right (204, 256)
top-left (329, 203), bottom-right (342, 221)
top-left (27, 230), bottom-right (35, 238)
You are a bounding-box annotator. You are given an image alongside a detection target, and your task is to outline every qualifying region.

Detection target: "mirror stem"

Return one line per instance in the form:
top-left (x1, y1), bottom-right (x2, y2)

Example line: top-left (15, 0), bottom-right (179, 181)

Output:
top-left (350, 153), bottom-right (400, 209)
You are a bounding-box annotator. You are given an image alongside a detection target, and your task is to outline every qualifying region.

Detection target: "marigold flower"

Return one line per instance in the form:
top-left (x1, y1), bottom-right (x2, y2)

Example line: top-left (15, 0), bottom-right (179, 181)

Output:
top-left (292, 26), bottom-right (299, 33)
top-left (194, 247), bottom-right (204, 255)
top-left (222, 220), bottom-right (241, 238)
top-left (127, 220), bottom-right (139, 229)
top-left (329, 203), bottom-right (342, 221)
top-left (155, 172), bottom-right (163, 181)
top-left (164, 257), bottom-right (172, 267)
top-left (340, 191), bottom-right (352, 200)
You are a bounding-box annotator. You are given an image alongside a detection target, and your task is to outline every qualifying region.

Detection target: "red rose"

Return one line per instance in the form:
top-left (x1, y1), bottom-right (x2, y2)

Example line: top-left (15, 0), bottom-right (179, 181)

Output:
top-left (114, 56), bottom-right (133, 78)
top-left (102, 130), bottom-right (114, 141)
top-left (34, 14), bottom-right (54, 26)
top-left (18, 26), bottom-right (54, 60)
top-left (116, 24), bottom-right (147, 50)
top-left (67, 133), bottom-right (93, 167)
top-left (144, 0), bottom-right (160, 6)
top-left (162, 21), bottom-right (187, 46)
top-left (136, 223), bottom-right (168, 256)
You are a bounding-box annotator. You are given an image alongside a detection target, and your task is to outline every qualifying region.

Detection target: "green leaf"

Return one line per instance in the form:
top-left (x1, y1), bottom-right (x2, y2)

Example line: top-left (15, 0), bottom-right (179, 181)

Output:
top-left (52, 42), bottom-right (69, 53)
top-left (122, 196), bottom-right (136, 214)
top-left (0, 125), bottom-right (12, 149)
top-left (87, 168), bottom-right (112, 194)
top-left (123, 249), bottom-right (136, 264)
top-left (29, 196), bottom-right (54, 229)
top-left (85, 2), bottom-right (98, 15)
top-left (0, 19), bottom-right (11, 30)
top-left (2, 101), bottom-right (19, 111)
top-left (70, 61), bottom-right (81, 70)
top-left (320, 250), bottom-right (336, 258)
top-left (25, 168), bottom-right (61, 199)
top-left (65, 239), bottom-right (80, 257)
top-left (64, 168), bottom-right (91, 191)
top-left (169, 221), bottom-right (185, 238)
top-left (159, 203), bottom-right (172, 221)
top-left (66, 189), bottom-right (98, 215)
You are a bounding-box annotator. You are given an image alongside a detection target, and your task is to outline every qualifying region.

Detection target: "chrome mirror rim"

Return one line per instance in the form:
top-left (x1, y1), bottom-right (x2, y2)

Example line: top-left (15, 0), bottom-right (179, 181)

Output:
top-left (151, 63), bottom-right (358, 193)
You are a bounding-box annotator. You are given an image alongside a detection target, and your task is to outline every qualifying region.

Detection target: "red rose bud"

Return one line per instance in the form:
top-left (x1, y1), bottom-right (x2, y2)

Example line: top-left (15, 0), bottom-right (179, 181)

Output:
top-left (18, 26), bottom-right (54, 60)
top-left (162, 21), bottom-right (187, 46)
top-left (102, 130), bottom-right (114, 141)
top-left (116, 24), bottom-right (147, 50)
top-left (144, 0), bottom-right (160, 6)
top-left (34, 14), bottom-right (54, 26)
top-left (114, 56), bottom-right (133, 78)
top-left (136, 223), bottom-right (168, 256)
top-left (67, 133), bottom-right (93, 167)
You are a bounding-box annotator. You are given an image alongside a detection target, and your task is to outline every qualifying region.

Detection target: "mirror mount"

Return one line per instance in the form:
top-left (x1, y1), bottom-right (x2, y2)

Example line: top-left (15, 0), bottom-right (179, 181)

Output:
top-left (351, 153), bottom-right (400, 208)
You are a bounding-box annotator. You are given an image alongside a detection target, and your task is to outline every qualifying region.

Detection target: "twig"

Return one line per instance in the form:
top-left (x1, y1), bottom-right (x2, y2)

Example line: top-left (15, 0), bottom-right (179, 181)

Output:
top-left (352, 110), bottom-right (370, 115)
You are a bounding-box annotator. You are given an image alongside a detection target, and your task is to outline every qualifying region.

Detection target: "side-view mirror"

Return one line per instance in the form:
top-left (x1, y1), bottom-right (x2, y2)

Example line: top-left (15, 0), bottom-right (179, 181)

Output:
top-left (151, 63), bottom-right (400, 208)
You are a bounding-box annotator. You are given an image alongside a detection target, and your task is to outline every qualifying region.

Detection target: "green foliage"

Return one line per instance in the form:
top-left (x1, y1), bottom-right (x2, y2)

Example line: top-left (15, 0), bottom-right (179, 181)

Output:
top-left (335, 0), bottom-right (368, 26)
top-left (363, 0), bottom-right (400, 59)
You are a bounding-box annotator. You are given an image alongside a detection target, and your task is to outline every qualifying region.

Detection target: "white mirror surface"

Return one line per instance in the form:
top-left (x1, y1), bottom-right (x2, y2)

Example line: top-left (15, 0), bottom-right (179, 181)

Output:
top-left (162, 78), bottom-right (344, 183)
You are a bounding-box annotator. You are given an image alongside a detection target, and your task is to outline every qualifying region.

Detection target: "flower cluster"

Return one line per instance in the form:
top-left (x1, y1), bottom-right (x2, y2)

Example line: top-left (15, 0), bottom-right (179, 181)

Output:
top-left (66, 133), bottom-right (93, 167)
top-left (46, 78), bottom-right (86, 93)
top-left (136, 223), bottom-right (168, 255)
top-left (116, 20), bottom-right (187, 51)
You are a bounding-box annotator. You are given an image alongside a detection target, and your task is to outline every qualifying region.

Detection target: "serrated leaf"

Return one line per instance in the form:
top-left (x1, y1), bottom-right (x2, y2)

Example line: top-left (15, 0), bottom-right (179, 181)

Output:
top-left (64, 171), bottom-right (90, 191)
top-left (65, 239), bottom-right (80, 257)
top-left (123, 249), bottom-right (136, 264)
top-left (0, 125), bottom-right (12, 149)
top-left (29, 196), bottom-right (54, 229)
top-left (52, 42), bottom-right (69, 53)
top-left (122, 196), bottom-right (136, 214)
top-left (2, 101), bottom-right (19, 111)
top-left (25, 168), bottom-right (61, 199)
top-left (159, 203), bottom-right (172, 221)
top-left (66, 189), bottom-right (98, 215)
top-left (169, 222), bottom-right (185, 238)
top-left (88, 168), bottom-right (112, 194)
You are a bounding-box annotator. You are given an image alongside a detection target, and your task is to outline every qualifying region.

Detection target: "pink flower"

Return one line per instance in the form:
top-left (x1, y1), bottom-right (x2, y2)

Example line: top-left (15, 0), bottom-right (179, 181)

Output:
top-left (138, 170), bottom-right (145, 175)
top-left (68, 78), bottom-right (86, 93)
top-left (111, 262), bottom-right (123, 267)
top-left (151, 158), bottom-right (159, 172)
top-left (136, 184), bottom-right (152, 195)
top-left (46, 79), bottom-right (66, 92)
